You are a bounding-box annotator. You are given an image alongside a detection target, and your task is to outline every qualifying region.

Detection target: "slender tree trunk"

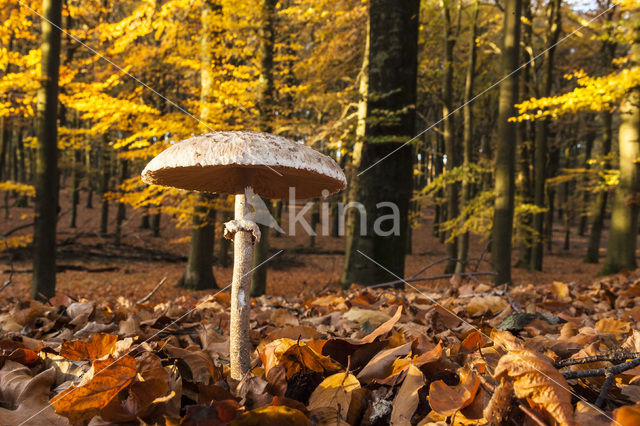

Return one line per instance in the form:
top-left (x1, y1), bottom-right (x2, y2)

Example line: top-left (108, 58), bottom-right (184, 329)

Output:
top-left (99, 138), bottom-right (110, 236)
top-left (442, 0), bottom-right (459, 274)
top-left (178, 0), bottom-right (220, 290)
top-left (251, 0), bottom-right (277, 297)
top-left (16, 132), bottom-right (28, 207)
top-left (85, 147), bottom-right (93, 208)
top-left (151, 207), bottom-right (161, 237)
top-left (341, 0), bottom-right (419, 287)
top-left (217, 209), bottom-right (232, 267)
top-left (585, 111), bottom-right (613, 263)
top-left (114, 159), bottom-right (128, 245)
top-left (32, 0), bottom-right (62, 300)
top-left (578, 130), bottom-right (595, 235)
top-left (545, 147), bottom-right (559, 252)
top-left (530, 0), bottom-right (562, 271)
top-left (69, 148), bottom-right (81, 228)
top-left (0, 117), bottom-right (7, 181)
top-left (456, 0), bottom-right (478, 274)
top-left (140, 204), bottom-right (150, 229)
top-left (602, 13), bottom-right (640, 274)
top-left (491, 0), bottom-right (522, 284)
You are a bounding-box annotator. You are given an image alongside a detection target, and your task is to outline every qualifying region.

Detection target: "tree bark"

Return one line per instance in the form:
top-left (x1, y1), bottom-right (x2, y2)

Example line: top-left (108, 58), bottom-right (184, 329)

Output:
top-left (32, 0), bottom-right (63, 300)
top-left (341, 0), bottom-right (419, 287)
top-left (602, 12), bottom-right (640, 274)
top-left (251, 0), bottom-right (277, 297)
top-left (99, 137), bottom-right (110, 236)
top-left (585, 112), bottom-right (613, 263)
top-left (530, 0), bottom-right (562, 271)
top-left (178, 0), bottom-right (221, 290)
top-left (69, 148), bottom-right (81, 228)
top-left (114, 159), bottom-right (128, 245)
top-left (456, 0), bottom-right (478, 274)
top-left (491, 0), bottom-right (521, 285)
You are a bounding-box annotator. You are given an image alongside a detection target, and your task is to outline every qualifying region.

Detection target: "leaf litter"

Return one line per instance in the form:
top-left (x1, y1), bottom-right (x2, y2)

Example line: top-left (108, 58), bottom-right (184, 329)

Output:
top-left (0, 271), bottom-right (640, 425)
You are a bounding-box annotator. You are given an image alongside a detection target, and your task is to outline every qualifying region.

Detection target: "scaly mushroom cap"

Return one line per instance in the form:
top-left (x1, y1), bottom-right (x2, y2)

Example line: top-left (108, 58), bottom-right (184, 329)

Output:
top-left (141, 131), bottom-right (346, 199)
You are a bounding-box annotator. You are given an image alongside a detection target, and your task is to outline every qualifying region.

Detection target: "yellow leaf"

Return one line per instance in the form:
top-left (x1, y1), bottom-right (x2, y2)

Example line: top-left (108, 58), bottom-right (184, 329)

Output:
top-left (307, 372), bottom-right (360, 421)
top-left (595, 318), bottom-right (631, 335)
top-left (551, 281), bottom-right (570, 300)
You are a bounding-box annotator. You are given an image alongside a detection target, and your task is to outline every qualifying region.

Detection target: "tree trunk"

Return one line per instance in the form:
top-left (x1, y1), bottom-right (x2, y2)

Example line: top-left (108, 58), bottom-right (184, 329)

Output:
top-left (602, 14), bottom-right (640, 274)
top-left (217, 209), bottom-right (232, 267)
top-left (456, 0), bottom-right (478, 274)
top-left (85, 147), bottom-right (93, 208)
top-left (530, 0), bottom-right (562, 271)
top-left (585, 111), bottom-right (613, 263)
top-left (99, 138), bottom-right (110, 236)
top-left (491, 0), bottom-right (522, 285)
top-left (178, 0), bottom-right (221, 290)
top-left (114, 159), bottom-right (128, 245)
top-left (151, 208), bottom-right (161, 237)
top-left (442, 0), bottom-right (459, 274)
top-left (32, 0), bottom-right (62, 301)
top-left (69, 149), bottom-right (81, 228)
top-left (341, 0), bottom-right (419, 287)
top-left (578, 130), bottom-right (596, 235)
top-left (250, 0), bottom-right (277, 297)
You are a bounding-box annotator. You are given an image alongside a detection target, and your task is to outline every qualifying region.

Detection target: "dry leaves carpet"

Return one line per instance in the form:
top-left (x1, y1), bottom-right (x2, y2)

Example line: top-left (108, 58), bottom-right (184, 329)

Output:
top-left (1, 271), bottom-right (640, 425)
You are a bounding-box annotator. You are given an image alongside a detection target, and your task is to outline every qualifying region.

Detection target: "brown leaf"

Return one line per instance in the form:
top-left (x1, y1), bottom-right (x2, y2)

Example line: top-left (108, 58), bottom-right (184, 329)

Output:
top-left (428, 366), bottom-right (479, 417)
top-left (0, 360), bottom-right (69, 425)
top-left (307, 372), bottom-right (360, 421)
top-left (165, 345), bottom-right (220, 384)
top-left (614, 404), bottom-right (640, 426)
top-left (551, 281), bottom-right (570, 300)
top-left (357, 342), bottom-right (412, 383)
top-left (232, 405), bottom-right (309, 425)
top-left (359, 305), bottom-right (402, 344)
top-left (595, 318), bottom-right (631, 335)
top-left (51, 355), bottom-right (137, 423)
top-left (494, 349), bottom-right (574, 426)
top-left (259, 338), bottom-right (341, 379)
top-left (390, 364), bottom-right (425, 425)
top-left (60, 333), bottom-right (118, 361)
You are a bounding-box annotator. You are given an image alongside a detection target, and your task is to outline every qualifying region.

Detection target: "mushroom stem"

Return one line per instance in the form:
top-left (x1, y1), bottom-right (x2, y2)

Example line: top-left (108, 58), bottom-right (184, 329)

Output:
top-left (229, 190), bottom-right (254, 380)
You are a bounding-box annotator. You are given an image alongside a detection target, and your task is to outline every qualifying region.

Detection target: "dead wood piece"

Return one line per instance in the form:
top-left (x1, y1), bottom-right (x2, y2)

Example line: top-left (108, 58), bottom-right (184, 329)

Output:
top-left (137, 277), bottom-right (168, 304)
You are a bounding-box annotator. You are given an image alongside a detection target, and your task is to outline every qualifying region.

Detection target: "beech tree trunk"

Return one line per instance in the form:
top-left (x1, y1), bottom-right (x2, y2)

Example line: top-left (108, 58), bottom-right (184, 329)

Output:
top-left (456, 0), bottom-right (478, 274)
top-left (585, 112), bottom-right (613, 263)
top-left (251, 0), bottom-right (277, 297)
top-left (530, 0), bottom-right (562, 271)
top-left (341, 0), bottom-right (419, 287)
top-left (32, 0), bottom-right (62, 300)
top-left (178, 0), bottom-right (220, 290)
top-left (491, 0), bottom-right (521, 285)
top-left (602, 13), bottom-right (640, 273)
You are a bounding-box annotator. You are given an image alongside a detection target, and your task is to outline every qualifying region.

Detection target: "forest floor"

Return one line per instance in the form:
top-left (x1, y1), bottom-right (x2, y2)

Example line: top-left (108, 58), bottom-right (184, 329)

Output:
top-left (2, 189), bottom-right (640, 425)
top-left (1, 188), bottom-right (605, 302)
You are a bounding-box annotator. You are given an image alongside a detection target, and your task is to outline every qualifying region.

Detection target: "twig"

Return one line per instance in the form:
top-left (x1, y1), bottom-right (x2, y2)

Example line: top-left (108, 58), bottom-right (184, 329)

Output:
top-left (595, 372), bottom-right (616, 408)
top-left (368, 271), bottom-right (496, 289)
top-left (555, 352), bottom-right (640, 368)
top-left (458, 283), bottom-right (508, 298)
top-left (137, 277), bottom-right (168, 304)
top-left (0, 221), bottom-right (35, 238)
top-left (0, 238), bottom-right (13, 291)
top-left (562, 356), bottom-right (640, 380)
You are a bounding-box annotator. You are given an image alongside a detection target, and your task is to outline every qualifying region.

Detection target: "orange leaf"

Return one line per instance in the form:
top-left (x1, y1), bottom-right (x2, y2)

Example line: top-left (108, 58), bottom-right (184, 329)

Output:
top-left (614, 404), bottom-right (640, 426)
top-left (60, 334), bottom-right (118, 361)
top-left (51, 355), bottom-right (136, 423)
top-left (429, 366), bottom-right (479, 417)
top-left (494, 349), bottom-right (574, 426)
top-left (359, 305), bottom-right (402, 344)
top-left (595, 318), bottom-right (630, 335)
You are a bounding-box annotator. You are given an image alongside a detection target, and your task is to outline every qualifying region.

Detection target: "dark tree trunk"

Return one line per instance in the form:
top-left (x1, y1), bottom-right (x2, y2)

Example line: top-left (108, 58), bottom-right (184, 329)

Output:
top-left (341, 0), bottom-right (419, 287)
top-left (151, 208), bottom-right (161, 237)
top-left (114, 159), bottom-right (128, 245)
top-left (578, 130), bottom-right (596, 236)
top-left (179, 193), bottom-right (218, 289)
top-left (250, 0), bottom-right (277, 297)
top-left (456, 0), bottom-right (478, 274)
top-left (85, 147), bottom-right (93, 208)
top-left (99, 138), bottom-right (110, 236)
top-left (530, 0), bottom-right (562, 271)
top-left (585, 112), bottom-right (613, 263)
top-left (491, 0), bottom-right (522, 285)
top-left (602, 12), bottom-right (640, 274)
top-left (69, 149), bottom-right (81, 228)
top-left (32, 0), bottom-right (62, 301)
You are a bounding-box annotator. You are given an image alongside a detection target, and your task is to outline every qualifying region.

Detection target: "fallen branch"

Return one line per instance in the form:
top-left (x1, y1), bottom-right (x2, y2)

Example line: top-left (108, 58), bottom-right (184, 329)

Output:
top-left (368, 271), bottom-right (496, 289)
top-left (0, 221), bottom-right (35, 238)
top-left (562, 356), bottom-right (640, 379)
top-left (4, 265), bottom-right (120, 274)
top-left (555, 352), bottom-right (640, 368)
top-left (137, 277), bottom-right (168, 304)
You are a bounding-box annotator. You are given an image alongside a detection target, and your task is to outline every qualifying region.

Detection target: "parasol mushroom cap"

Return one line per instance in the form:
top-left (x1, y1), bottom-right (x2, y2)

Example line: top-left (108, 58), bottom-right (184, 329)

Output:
top-left (141, 131), bottom-right (346, 199)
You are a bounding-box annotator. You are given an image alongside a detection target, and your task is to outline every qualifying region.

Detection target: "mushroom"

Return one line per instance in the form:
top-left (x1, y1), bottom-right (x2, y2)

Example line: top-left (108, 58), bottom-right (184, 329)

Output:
top-left (141, 130), bottom-right (346, 379)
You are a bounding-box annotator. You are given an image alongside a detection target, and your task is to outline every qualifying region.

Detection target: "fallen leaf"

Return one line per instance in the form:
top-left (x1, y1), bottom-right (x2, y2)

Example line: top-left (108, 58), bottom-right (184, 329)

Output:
top-left (595, 318), bottom-right (631, 335)
top-left (614, 404), bottom-right (640, 426)
top-left (60, 333), bottom-right (118, 361)
top-left (343, 308), bottom-right (391, 327)
top-left (551, 281), bottom-right (570, 300)
top-left (0, 360), bottom-right (69, 425)
top-left (494, 349), bottom-right (574, 426)
top-left (51, 355), bottom-right (137, 423)
top-left (308, 372), bottom-right (360, 422)
top-left (231, 404), bottom-right (309, 425)
top-left (390, 364), bottom-right (425, 425)
top-left (165, 345), bottom-right (220, 384)
top-left (357, 342), bottom-right (412, 383)
top-left (428, 366), bottom-right (479, 417)
top-left (466, 296), bottom-right (508, 317)
top-left (359, 305), bottom-right (402, 344)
